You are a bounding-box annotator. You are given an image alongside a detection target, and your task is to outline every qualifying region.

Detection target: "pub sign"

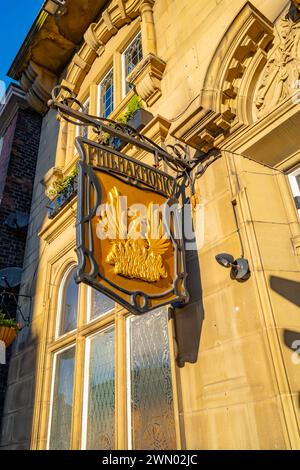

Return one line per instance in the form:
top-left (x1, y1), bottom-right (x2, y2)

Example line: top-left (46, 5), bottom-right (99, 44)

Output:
top-left (75, 137), bottom-right (189, 315)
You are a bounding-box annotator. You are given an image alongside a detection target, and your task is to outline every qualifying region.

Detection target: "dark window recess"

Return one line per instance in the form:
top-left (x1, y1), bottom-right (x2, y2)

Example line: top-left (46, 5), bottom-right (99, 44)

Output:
top-left (296, 174), bottom-right (300, 192)
top-left (294, 196), bottom-right (300, 210)
top-left (48, 178), bottom-right (78, 219)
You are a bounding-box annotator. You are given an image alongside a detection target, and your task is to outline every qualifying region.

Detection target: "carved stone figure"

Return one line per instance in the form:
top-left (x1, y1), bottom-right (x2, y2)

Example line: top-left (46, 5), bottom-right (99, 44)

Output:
top-left (255, 1), bottom-right (300, 117)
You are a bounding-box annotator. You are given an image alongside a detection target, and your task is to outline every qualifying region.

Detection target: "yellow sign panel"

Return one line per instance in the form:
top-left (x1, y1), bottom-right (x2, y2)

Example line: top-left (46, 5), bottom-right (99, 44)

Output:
top-left (75, 138), bottom-right (189, 315)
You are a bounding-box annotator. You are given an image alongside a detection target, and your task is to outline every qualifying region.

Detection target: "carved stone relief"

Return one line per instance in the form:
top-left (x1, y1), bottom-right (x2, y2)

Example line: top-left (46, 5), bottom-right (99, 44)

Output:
top-left (255, 1), bottom-right (300, 117)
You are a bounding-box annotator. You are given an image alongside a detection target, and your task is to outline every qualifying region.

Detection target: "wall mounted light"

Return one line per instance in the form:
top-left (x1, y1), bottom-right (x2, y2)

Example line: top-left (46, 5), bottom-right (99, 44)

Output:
top-left (43, 0), bottom-right (66, 16)
top-left (215, 253), bottom-right (251, 282)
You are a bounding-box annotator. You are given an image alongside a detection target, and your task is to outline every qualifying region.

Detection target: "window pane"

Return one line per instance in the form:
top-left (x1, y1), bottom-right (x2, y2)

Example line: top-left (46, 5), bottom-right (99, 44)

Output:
top-left (59, 269), bottom-right (78, 336)
top-left (84, 328), bottom-right (115, 450)
top-left (124, 32), bottom-right (143, 94)
top-left (128, 308), bottom-right (176, 450)
top-left (90, 288), bottom-right (115, 321)
top-left (49, 346), bottom-right (75, 450)
top-left (100, 69), bottom-right (114, 118)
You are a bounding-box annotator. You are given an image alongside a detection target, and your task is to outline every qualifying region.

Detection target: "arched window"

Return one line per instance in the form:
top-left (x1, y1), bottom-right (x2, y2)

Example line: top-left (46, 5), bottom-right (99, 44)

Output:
top-left (57, 266), bottom-right (79, 337)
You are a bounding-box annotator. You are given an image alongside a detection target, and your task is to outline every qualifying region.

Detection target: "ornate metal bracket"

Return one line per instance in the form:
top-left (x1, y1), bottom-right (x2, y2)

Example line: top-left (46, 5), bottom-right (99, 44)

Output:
top-left (48, 86), bottom-right (217, 193)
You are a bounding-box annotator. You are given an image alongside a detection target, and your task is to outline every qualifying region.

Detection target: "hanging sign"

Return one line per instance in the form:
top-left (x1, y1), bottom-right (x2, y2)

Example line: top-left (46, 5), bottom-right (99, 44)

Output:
top-left (75, 137), bottom-right (189, 315)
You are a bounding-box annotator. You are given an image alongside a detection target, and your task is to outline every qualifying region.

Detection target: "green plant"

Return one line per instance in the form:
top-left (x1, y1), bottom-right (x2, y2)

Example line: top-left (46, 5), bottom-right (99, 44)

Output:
top-left (46, 166), bottom-right (78, 199)
top-left (0, 311), bottom-right (22, 331)
top-left (117, 94), bottom-right (143, 125)
top-left (100, 95), bottom-right (143, 145)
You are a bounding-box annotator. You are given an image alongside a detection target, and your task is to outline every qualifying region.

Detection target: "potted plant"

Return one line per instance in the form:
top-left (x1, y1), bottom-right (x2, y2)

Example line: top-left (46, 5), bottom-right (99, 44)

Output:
top-left (117, 94), bottom-right (153, 132)
top-left (105, 95), bottom-right (153, 151)
top-left (46, 166), bottom-right (78, 219)
top-left (0, 311), bottom-right (22, 347)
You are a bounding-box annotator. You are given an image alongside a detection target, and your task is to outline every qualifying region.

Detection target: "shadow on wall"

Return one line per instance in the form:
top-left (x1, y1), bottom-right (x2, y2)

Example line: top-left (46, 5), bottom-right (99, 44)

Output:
top-left (269, 275), bottom-right (300, 410)
top-left (171, 197), bottom-right (204, 368)
top-left (270, 276), bottom-right (300, 308)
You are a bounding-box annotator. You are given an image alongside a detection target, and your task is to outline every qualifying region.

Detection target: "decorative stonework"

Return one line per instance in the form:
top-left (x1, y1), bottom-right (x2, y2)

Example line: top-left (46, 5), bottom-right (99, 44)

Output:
top-left (65, 0), bottom-right (163, 105)
top-left (20, 62), bottom-right (57, 114)
top-left (171, 3), bottom-right (274, 153)
top-left (13, 0), bottom-right (160, 113)
top-left (84, 23), bottom-right (104, 55)
top-left (127, 53), bottom-right (166, 106)
top-left (255, 1), bottom-right (300, 117)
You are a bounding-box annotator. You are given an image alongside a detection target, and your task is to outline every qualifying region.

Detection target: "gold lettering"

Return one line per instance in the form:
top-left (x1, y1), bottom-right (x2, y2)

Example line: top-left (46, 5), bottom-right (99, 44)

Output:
top-left (126, 161), bottom-right (134, 176)
top-left (118, 157), bottom-right (125, 174)
top-left (90, 144), bottom-right (176, 197)
top-left (148, 170), bottom-right (157, 188)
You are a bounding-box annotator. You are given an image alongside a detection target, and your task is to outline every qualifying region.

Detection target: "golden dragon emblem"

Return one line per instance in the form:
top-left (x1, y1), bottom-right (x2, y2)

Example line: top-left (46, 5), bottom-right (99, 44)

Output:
top-left (97, 187), bottom-right (170, 283)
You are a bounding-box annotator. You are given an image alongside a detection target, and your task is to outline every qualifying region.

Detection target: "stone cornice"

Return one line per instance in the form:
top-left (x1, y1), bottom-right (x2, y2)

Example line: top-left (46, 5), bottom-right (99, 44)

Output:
top-left (10, 0), bottom-right (160, 113)
top-left (8, 0), bottom-right (108, 81)
top-left (8, 0), bottom-right (109, 113)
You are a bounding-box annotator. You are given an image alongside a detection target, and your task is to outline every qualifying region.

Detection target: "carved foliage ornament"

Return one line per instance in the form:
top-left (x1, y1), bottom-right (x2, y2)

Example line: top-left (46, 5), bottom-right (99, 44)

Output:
top-left (255, 1), bottom-right (300, 116)
top-left (99, 187), bottom-right (170, 283)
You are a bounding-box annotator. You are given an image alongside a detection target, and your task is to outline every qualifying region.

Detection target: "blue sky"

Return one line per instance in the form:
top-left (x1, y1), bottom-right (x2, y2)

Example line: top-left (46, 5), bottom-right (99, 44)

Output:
top-left (0, 0), bottom-right (44, 90)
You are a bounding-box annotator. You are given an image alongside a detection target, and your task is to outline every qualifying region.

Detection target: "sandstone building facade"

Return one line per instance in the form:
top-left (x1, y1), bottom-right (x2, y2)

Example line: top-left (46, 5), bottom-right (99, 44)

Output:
top-left (1, 0), bottom-right (300, 450)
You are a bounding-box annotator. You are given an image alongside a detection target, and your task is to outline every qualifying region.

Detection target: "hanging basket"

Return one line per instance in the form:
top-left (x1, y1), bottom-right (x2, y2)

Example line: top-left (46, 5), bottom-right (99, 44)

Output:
top-left (0, 326), bottom-right (17, 347)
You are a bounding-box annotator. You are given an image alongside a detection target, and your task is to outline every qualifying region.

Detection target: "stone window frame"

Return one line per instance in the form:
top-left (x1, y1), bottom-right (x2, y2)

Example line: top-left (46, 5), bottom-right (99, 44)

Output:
top-left (97, 67), bottom-right (115, 118)
top-left (47, 342), bottom-right (76, 450)
top-left (55, 264), bottom-right (79, 339)
top-left (66, 22), bottom-right (143, 165)
top-left (121, 31), bottom-right (143, 98)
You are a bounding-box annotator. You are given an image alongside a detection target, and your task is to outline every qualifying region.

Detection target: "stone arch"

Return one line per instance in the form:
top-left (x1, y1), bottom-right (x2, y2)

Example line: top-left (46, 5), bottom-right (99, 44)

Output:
top-left (172, 2), bottom-right (274, 152)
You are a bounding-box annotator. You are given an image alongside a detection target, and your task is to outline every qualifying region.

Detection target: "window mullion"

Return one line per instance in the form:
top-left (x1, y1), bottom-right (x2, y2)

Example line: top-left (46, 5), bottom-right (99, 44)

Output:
top-left (77, 282), bottom-right (87, 330)
top-left (70, 336), bottom-right (86, 449)
top-left (113, 51), bottom-right (122, 108)
top-left (115, 310), bottom-right (128, 450)
top-left (167, 313), bottom-right (183, 450)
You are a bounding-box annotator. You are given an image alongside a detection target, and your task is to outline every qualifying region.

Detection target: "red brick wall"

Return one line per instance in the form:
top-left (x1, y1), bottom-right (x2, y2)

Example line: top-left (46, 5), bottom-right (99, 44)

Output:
top-left (0, 108), bottom-right (42, 270)
top-left (0, 114), bottom-right (18, 203)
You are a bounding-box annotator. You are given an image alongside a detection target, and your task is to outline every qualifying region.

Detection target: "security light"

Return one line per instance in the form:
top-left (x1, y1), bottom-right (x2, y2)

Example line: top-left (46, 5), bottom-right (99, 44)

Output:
top-left (215, 253), bottom-right (235, 268)
top-left (215, 253), bottom-right (250, 282)
top-left (43, 0), bottom-right (66, 16)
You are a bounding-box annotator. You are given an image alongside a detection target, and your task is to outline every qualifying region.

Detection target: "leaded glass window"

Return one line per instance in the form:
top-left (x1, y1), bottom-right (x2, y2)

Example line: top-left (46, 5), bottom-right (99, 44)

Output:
top-left (123, 32), bottom-right (143, 95)
top-left (127, 308), bottom-right (176, 450)
top-left (48, 346), bottom-right (76, 450)
top-left (99, 69), bottom-right (114, 118)
top-left (83, 327), bottom-right (115, 450)
top-left (89, 288), bottom-right (115, 321)
top-left (58, 267), bottom-right (78, 337)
